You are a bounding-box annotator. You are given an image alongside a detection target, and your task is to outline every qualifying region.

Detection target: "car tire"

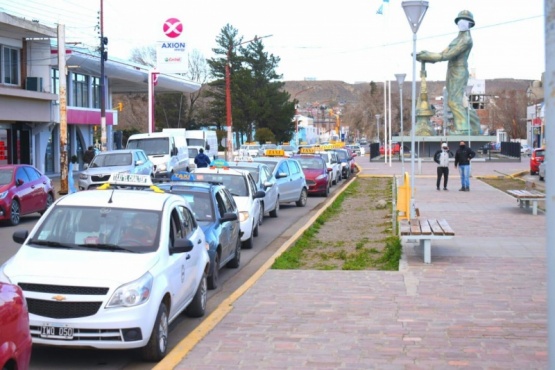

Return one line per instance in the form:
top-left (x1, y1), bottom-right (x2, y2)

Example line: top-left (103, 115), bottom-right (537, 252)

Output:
top-left (258, 203), bottom-right (264, 226)
top-left (269, 198), bottom-right (279, 218)
top-left (539, 174), bottom-right (544, 181)
top-left (141, 302), bottom-right (169, 362)
top-left (227, 238), bottom-right (241, 268)
top-left (253, 219), bottom-right (259, 237)
top-left (296, 188), bottom-right (308, 207)
top-left (207, 253), bottom-right (220, 290)
top-left (242, 236), bottom-right (253, 249)
top-left (40, 193), bottom-right (54, 215)
top-left (323, 184), bottom-right (330, 197)
top-left (185, 273), bottom-right (207, 318)
top-left (9, 199), bottom-right (20, 226)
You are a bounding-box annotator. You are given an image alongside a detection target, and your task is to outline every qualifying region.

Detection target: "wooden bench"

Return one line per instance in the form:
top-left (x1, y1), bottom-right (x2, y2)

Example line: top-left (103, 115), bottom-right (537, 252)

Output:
top-left (506, 189), bottom-right (545, 216)
top-left (399, 218), bottom-right (455, 263)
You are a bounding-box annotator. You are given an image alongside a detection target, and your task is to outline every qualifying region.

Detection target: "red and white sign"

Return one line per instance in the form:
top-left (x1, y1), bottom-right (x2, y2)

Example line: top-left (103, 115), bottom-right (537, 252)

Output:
top-left (163, 18), bottom-right (183, 39)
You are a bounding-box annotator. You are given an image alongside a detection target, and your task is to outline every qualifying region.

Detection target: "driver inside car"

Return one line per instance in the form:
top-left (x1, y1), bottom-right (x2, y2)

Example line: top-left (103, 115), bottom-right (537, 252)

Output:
top-left (121, 213), bottom-right (157, 246)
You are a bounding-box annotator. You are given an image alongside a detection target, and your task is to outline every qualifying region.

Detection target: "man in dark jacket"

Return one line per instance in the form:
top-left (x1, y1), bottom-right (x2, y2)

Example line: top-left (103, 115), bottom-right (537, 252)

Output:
top-left (83, 146), bottom-right (95, 165)
top-left (454, 141), bottom-right (475, 191)
top-left (194, 148), bottom-right (211, 168)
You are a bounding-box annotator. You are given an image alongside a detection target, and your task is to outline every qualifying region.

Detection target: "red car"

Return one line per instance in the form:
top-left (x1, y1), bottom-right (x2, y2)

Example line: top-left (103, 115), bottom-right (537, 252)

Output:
top-left (0, 164), bottom-right (55, 225)
top-left (291, 154), bottom-right (331, 197)
top-left (530, 148), bottom-right (545, 175)
top-left (0, 282), bottom-right (32, 370)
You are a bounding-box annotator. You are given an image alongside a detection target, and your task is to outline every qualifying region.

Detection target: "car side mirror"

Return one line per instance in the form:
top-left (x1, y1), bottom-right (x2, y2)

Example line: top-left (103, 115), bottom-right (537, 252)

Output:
top-left (171, 237), bottom-right (194, 254)
top-left (221, 212), bottom-right (238, 222)
top-left (254, 190), bottom-right (266, 199)
top-left (16, 179), bottom-right (24, 186)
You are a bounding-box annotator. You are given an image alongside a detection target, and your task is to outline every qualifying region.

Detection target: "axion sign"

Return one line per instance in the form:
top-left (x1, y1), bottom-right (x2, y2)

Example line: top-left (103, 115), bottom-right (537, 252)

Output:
top-left (163, 18), bottom-right (183, 39)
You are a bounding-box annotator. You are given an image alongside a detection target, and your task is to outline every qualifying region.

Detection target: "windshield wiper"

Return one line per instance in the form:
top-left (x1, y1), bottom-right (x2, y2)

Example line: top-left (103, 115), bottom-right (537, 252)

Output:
top-left (29, 239), bottom-right (74, 249)
top-left (76, 243), bottom-right (137, 252)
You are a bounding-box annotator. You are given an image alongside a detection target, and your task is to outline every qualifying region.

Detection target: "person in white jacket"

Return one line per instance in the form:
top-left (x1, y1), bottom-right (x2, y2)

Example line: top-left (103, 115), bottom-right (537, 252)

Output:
top-left (434, 143), bottom-right (454, 191)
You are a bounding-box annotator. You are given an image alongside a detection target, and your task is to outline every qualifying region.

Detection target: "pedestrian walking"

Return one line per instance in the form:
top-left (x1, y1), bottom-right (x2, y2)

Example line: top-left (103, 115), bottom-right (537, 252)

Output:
top-left (83, 146), bottom-right (95, 165)
top-left (194, 148), bottom-right (211, 168)
top-left (434, 143), bottom-right (453, 191)
top-left (454, 141), bottom-right (475, 191)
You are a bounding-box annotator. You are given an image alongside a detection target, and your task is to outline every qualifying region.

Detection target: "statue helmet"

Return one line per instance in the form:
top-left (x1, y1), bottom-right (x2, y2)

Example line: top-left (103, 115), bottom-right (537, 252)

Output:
top-left (454, 10), bottom-right (475, 28)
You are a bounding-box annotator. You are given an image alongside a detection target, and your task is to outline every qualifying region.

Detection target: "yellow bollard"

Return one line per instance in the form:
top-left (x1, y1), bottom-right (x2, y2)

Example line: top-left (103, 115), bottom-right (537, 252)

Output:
top-left (397, 172), bottom-right (411, 221)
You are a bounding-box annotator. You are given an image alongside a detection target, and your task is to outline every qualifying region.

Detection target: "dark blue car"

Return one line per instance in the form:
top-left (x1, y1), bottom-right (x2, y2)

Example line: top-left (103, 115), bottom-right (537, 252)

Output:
top-left (156, 177), bottom-right (242, 290)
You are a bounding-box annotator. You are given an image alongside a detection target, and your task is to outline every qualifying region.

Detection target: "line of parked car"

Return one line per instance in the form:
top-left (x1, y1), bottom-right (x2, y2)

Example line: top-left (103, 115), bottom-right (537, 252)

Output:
top-left (0, 144), bottom-right (359, 367)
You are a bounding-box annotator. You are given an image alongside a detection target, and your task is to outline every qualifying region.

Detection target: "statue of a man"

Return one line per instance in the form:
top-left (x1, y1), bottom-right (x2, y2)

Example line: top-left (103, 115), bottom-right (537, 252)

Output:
top-left (416, 10), bottom-right (480, 135)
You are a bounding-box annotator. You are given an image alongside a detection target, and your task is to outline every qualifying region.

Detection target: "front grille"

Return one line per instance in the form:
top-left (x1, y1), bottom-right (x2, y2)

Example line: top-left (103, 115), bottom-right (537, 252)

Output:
top-left (91, 174), bottom-right (111, 182)
top-left (27, 298), bottom-right (103, 319)
top-left (19, 283), bottom-right (109, 295)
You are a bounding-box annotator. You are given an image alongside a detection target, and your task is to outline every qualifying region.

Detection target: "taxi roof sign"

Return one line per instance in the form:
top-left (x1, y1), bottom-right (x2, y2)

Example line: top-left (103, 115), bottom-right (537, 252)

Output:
top-left (233, 155), bottom-right (254, 162)
top-left (97, 173), bottom-right (165, 192)
top-left (210, 158), bottom-right (230, 169)
top-left (264, 149), bottom-right (285, 157)
top-left (171, 171), bottom-right (197, 181)
top-left (299, 147), bottom-right (316, 154)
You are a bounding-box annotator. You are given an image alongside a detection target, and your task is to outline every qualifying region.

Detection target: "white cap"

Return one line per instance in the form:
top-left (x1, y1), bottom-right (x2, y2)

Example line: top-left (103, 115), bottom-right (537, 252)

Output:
top-left (442, 143), bottom-right (448, 148)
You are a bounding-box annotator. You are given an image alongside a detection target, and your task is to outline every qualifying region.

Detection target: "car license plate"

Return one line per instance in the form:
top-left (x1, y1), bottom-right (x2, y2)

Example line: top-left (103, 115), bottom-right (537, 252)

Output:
top-left (41, 324), bottom-right (74, 339)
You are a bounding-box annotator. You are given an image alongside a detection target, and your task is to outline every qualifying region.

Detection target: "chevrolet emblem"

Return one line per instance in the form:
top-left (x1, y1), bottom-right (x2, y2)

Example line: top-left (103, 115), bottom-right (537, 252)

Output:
top-left (52, 295), bottom-right (66, 301)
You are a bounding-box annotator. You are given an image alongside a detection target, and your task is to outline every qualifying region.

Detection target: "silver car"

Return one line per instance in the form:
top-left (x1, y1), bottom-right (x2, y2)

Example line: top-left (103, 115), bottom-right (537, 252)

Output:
top-left (78, 149), bottom-right (154, 190)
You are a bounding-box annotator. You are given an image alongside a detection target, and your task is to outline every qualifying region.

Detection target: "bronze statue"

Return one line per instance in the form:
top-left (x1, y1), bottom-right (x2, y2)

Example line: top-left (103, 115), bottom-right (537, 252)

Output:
top-left (416, 10), bottom-right (480, 135)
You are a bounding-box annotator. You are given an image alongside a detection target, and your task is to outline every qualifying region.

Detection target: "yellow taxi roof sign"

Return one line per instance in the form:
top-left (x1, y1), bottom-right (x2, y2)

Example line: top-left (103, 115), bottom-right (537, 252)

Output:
top-left (299, 147), bottom-right (316, 154)
top-left (264, 149), bottom-right (285, 157)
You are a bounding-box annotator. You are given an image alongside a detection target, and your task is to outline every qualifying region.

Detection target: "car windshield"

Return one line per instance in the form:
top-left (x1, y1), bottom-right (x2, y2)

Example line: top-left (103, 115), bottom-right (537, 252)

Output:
top-left (535, 149), bottom-right (545, 157)
top-left (232, 166), bottom-right (259, 182)
top-left (335, 151), bottom-right (348, 160)
top-left (127, 138), bottom-right (169, 156)
top-left (161, 189), bottom-right (213, 222)
top-left (0, 169), bottom-right (14, 185)
top-left (296, 157), bottom-right (324, 170)
top-left (31, 206), bottom-right (160, 252)
top-left (254, 160), bottom-right (277, 172)
top-left (90, 153), bottom-right (132, 168)
top-left (280, 145), bottom-right (295, 151)
top-left (194, 173), bottom-right (248, 197)
top-left (189, 148), bottom-right (199, 157)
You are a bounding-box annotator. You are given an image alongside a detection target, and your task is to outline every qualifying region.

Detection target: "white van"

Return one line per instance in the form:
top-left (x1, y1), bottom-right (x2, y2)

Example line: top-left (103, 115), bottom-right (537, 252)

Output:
top-left (184, 130), bottom-right (218, 161)
top-left (126, 132), bottom-right (189, 179)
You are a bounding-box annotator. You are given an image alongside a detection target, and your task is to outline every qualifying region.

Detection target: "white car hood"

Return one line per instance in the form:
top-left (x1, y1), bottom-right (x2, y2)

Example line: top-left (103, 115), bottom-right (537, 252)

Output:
top-left (4, 246), bottom-right (159, 286)
top-left (232, 196), bottom-right (251, 212)
top-left (84, 165), bottom-right (132, 175)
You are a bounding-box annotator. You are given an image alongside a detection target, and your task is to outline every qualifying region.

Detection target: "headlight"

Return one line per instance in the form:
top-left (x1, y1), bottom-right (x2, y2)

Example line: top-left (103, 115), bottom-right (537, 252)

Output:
top-left (106, 272), bottom-right (153, 308)
top-left (315, 174), bottom-right (326, 180)
top-left (0, 191), bottom-right (7, 199)
top-left (239, 211), bottom-right (249, 222)
top-left (79, 173), bottom-right (88, 180)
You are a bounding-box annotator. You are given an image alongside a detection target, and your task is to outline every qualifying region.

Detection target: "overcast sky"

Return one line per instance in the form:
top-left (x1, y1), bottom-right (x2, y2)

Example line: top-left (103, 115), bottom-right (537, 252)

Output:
top-left (0, 0), bottom-right (545, 83)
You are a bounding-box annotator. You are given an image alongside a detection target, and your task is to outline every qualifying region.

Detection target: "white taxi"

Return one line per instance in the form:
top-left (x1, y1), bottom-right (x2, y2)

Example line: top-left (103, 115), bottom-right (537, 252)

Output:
top-left (193, 160), bottom-right (265, 249)
top-left (0, 174), bottom-right (210, 362)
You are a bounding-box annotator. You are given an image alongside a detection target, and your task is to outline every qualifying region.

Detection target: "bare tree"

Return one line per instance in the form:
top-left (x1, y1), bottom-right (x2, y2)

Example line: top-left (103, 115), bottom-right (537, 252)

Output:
top-left (129, 46), bottom-right (156, 68)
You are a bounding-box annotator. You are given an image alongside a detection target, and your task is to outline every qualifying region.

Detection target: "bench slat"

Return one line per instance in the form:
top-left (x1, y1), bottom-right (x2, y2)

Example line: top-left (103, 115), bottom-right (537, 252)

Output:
top-left (399, 220), bottom-right (411, 236)
top-left (507, 189), bottom-right (545, 199)
top-left (427, 219), bottom-right (443, 235)
top-left (437, 218), bottom-right (455, 236)
top-left (410, 219), bottom-right (422, 235)
top-left (419, 219), bottom-right (433, 235)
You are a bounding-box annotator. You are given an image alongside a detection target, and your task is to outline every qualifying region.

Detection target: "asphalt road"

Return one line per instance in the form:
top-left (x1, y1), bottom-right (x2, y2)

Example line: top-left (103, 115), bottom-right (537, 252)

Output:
top-left (0, 174), bottom-right (349, 370)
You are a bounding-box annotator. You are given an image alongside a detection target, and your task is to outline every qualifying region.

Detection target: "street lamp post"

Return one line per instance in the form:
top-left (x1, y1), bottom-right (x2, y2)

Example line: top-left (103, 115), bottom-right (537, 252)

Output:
top-left (402, 0), bottom-right (429, 219)
top-left (395, 73), bottom-right (406, 177)
top-left (466, 85), bottom-right (473, 148)
top-left (225, 34), bottom-right (272, 161)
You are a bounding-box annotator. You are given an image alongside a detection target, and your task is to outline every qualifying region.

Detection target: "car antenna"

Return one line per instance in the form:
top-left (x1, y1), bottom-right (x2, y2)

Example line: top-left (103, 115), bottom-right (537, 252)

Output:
top-left (108, 188), bottom-right (115, 203)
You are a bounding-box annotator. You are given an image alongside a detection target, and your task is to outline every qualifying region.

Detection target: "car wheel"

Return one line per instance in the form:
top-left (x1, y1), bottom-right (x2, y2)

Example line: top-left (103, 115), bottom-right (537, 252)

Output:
top-left (269, 198), bottom-right (279, 218)
top-left (227, 238), bottom-right (241, 268)
top-left (258, 203), bottom-right (264, 226)
top-left (539, 174), bottom-right (544, 181)
top-left (253, 219), bottom-right (259, 237)
top-left (207, 252), bottom-right (220, 290)
top-left (141, 302), bottom-right (169, 361)
top-left (185, 273), bottom-right (207, 318)
top-left (40, 193), bottom-right (54, 215)
top-left (9, 199), bottom-right (20, 226)
top-left (323, 184), bottom-right (330, 197)
top-left (242, 236), bottom-right (253, 249)
top-left (296, 188), bottom-right (308, 207)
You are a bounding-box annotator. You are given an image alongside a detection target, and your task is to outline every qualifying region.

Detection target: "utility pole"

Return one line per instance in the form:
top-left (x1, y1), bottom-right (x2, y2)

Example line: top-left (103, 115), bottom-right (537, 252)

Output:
top-left (58, 24), bottom-right (68, 195)
top-left (99, 0), bottom-right (107, 151)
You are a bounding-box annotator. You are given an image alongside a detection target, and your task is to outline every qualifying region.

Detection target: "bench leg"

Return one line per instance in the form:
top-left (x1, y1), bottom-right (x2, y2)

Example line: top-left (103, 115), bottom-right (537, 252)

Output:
top-left (532, 200), bottom-right (538, 215)
top-left (420, 239), bottom-right (432, 264)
